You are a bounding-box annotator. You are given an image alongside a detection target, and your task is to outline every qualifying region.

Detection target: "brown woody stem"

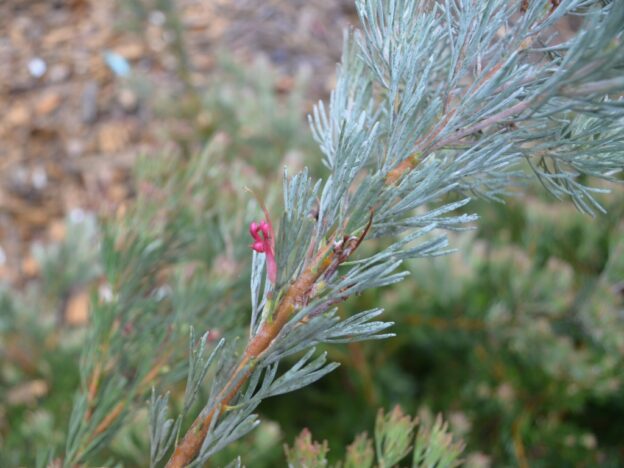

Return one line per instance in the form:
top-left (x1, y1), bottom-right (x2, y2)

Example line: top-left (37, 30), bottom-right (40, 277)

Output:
top-left (166, 242), bottom-right (336, 467)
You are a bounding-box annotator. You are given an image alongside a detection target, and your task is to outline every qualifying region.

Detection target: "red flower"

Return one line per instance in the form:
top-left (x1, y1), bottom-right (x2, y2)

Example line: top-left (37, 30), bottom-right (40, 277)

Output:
top-left (249, 211), bottom-right (277, 284)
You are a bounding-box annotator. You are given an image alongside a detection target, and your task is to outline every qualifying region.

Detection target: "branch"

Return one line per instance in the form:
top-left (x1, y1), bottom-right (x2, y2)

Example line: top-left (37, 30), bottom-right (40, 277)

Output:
top-left (166, 242), bottom-right (336, 467)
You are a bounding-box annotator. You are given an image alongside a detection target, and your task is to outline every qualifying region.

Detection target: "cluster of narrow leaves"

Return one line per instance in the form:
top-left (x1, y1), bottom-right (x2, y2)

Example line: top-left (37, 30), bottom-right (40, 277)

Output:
top-left (284, 406), bottom-right (463, 468)
top-left (0, 51), bottom-right (311, 466)
top-left (47, 50), bottom-right (316, 467)
top-left (4, 0), bottom-right (617, 466)
top-left (248, 183), bottom-right (624, 466)
top-left (1, 0), bottom-right (622, 465)
top-left (155, 1), bottom-right (623, 466)
top-left (58, 140), bottom-right (255, 466)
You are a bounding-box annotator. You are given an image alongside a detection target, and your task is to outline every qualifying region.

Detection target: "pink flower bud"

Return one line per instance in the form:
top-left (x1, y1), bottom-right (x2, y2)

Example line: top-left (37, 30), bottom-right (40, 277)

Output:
top-left (247, 191), bottom-right (278, 284)
top-left (249, 217), bottom-right (277, 283)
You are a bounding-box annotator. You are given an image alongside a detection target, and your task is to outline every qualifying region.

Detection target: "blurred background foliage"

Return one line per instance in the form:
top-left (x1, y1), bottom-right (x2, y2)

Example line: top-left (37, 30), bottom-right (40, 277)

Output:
top-left (1, 0), bottom-right (623, 467)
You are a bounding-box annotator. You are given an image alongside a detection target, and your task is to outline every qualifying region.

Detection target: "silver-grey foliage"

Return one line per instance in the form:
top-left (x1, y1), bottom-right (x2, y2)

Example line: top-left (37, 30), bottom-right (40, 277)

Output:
top-left (161, 0), bottom-right (624, 465)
